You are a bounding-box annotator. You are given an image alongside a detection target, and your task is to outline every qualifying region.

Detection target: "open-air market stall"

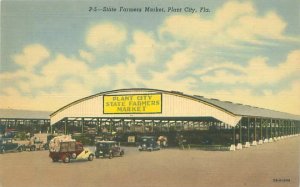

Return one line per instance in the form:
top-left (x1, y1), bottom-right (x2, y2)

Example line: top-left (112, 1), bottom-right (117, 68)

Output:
top-left (49, 88), bottom-right (300, 150)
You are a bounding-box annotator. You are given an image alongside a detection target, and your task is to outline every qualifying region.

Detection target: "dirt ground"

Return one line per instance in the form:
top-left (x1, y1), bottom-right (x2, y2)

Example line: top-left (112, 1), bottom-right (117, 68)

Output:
top-left (0, 135), bottom-right (299, 187)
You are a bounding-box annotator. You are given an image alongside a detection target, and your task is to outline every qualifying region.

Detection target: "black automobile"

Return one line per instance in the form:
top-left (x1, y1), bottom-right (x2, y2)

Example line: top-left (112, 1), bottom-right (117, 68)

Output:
top-left (138, 136), bottom-right (160, 151)
top-left (95, 141), bottom-right (124, 159)
top-left (0, 138), bottom-right (24, 153)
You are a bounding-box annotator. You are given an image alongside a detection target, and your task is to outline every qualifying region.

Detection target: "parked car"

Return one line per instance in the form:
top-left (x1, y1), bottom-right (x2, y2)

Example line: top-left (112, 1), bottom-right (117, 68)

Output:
top-left (138, 136), bottom-right (160, 151)
top-left (95, 141), bottom-right (124, 159)
top-left (49, 136), bottom-right (94, 163)
top-left (0, 138), bottom-right (24, 153)
top-left (24, 134), bottom-right (48, 151)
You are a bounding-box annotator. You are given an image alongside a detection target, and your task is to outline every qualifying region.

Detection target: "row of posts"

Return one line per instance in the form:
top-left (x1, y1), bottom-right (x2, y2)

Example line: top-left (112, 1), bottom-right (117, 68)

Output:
top-left (232, 117), bottom-right (300, 150)
top-left (51, 117), bottom-right (300, 147)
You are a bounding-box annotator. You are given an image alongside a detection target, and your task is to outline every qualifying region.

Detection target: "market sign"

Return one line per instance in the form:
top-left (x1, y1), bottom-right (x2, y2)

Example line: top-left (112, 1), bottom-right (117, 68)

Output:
top-left (103, 94), bottom-right (162, 114)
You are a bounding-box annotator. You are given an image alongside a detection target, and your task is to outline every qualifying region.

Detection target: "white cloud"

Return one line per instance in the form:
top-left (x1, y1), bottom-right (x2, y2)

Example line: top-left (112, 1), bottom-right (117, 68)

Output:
top-left (160, 1), bottom-right (290, 47)
top-left (196, 50), bottom-right (300, 85)
top-left (86, 23), bottom-right (127, 51)
top-left (202, 80), bottom-right (300, 115)
top-left (42, 54), bottom-right (88, 79)
top-left (0, 82), bottom-right (92, 111)
top-left (138, 48), bottom-right (198, 92)
top-left (128, 31), bottom-right (158, 65)
top-left (164, 48), bottom-right (197, 77)
top-left (79, 50), bottom-right (95, 62)
top-left (13, 44), bottom-right (50, 70)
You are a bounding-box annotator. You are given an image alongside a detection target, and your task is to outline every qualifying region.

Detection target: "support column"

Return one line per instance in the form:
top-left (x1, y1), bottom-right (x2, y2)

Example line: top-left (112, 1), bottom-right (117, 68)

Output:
top-left (275, 120), bottom-right (278, 139)
top-left (289, 121), bottom-right (292, 136)
top-left (269, 119), bottom-right (273, 142)
top-left (236, 121), bottom-right (242, 150)
top-left (258, 118), bottom-right (262, 144)
top-left (121, 119), bottom-right (125, 133)
top-left (81, 118), bottom-right (84, 134)
top-left (152, 120), bottom-right (154, 133)
top-left (283, 120), bottom-right (286, 136)
top-left (97, 118), bottom-right (100, 134)
top-left (265, 119), bottom-right (268, 141)
top-left (254, 118), bottom-right (257, 141)
top-left (160, 121), bottom-right (162, 132)
top-left (142, 119), bottom-right (145, 134)
top-left (110, 119), bottom-right (112, 133)
top-left (64, 118), bottom-right (67, 135)
top-left (230, 126), bottom-right (236, 151)
top-left (247, 118), bottom-right (250, 142)
top-left (245, 117), bottom-right (250, 148)
top-left (251, 118), bottom-right (257, 146)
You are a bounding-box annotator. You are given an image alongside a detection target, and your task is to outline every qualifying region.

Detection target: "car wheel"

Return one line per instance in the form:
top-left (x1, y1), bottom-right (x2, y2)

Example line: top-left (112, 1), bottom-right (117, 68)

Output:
top-left (109, 153), bottom-right (113, 159)
top-left (30, 146), bottom-right (35, 151)
top-left (1, 148), bottom-right (5, 154)
top-left (120, 151), bottom-right (124, 156)
top-left (52, 157), bottom-right (59, 162)
top-left (88, 154), bottom-right (94, 161)
top-left (63, 156), bottom-right (70, 163)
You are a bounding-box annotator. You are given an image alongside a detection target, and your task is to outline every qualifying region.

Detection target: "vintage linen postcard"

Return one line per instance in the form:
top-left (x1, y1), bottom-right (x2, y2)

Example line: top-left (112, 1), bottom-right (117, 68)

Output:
top-left (1, 0), bottom-right (299, 187)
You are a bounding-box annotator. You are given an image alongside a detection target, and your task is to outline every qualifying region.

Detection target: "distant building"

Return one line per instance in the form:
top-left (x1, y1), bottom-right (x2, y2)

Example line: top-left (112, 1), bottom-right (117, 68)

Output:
top-left (0, 109), bottom-right (51, 134)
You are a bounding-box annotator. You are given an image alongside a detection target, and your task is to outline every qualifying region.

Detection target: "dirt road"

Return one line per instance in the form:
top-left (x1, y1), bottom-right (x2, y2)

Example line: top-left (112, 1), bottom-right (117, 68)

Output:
top-left (0, 136), bottom-right (299, 187)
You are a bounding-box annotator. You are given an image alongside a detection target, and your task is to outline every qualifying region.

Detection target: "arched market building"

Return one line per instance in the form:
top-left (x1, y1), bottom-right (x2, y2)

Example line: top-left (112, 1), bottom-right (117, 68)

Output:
top-left (50, 88), bottom-right (300, 149)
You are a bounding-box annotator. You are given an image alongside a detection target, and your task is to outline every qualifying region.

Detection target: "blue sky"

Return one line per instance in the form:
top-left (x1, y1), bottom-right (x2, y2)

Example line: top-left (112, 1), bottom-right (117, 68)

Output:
top-left (1, 0), bottom-right (300, 114)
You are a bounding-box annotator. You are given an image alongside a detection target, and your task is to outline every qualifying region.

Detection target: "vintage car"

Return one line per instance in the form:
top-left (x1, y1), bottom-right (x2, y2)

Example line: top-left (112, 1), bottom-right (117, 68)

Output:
top-left (95, 141), bottom-right (124, 159)
top-left (24, 134), bottom-right (48, 151)
top-left (138, 136), bottom-right (160, 151)
top-left (49, 136), bottom-right (94, 163)
top-left (0, 138), bottom-right (24, 153)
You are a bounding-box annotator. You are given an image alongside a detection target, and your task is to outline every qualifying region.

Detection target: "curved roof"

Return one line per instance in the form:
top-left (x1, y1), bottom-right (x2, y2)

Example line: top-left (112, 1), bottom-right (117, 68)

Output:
top-left (50, 88), bottom-right (300, 121)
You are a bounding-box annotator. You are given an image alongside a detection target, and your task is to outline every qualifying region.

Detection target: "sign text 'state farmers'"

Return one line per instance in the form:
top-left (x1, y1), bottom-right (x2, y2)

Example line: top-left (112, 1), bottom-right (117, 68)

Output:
top-left (103, 94), bottom-right (162, 114)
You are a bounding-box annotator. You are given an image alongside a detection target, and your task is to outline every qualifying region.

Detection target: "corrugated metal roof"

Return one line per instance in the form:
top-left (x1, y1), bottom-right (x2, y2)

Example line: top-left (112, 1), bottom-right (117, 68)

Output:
top-left (192, 95), bottom-right (300, 121)
top-left (50, 88), bottom-right (300, 121)
top-left (0, 109), bottom-right (51, 119)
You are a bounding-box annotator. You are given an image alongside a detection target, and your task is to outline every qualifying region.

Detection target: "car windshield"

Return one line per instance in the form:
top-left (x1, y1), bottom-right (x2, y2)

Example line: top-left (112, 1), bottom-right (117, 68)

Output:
top-left (0, 138), bottom-right (12, 144)
top-left (97, 142), bottom-right (116, 148)
top-left (142, 137), bottom-right (154, 142)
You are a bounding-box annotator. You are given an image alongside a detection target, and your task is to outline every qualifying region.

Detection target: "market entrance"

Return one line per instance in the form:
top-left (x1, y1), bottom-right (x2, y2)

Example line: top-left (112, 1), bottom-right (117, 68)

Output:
top-left (52, 117), bottom-right (234, 147)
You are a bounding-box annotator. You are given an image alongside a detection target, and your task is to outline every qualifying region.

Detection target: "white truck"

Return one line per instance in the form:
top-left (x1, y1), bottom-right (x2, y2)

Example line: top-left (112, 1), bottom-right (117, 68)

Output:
top-left (15, 133), bottom-right (48, 151)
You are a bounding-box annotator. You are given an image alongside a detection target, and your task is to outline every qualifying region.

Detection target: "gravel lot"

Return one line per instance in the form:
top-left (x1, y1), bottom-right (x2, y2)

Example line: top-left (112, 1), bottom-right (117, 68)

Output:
top-left (0, 135), bottom-right (299, 187)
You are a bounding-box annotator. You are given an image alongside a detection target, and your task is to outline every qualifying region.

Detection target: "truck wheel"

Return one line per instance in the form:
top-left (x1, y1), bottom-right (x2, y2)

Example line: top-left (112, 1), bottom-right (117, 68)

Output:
top-left (88, 154), bottom-right (94, 161)
top-left (63, 156), bottom-right (70, 163)
top-left (71, 153), bottom-right (77, 159)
